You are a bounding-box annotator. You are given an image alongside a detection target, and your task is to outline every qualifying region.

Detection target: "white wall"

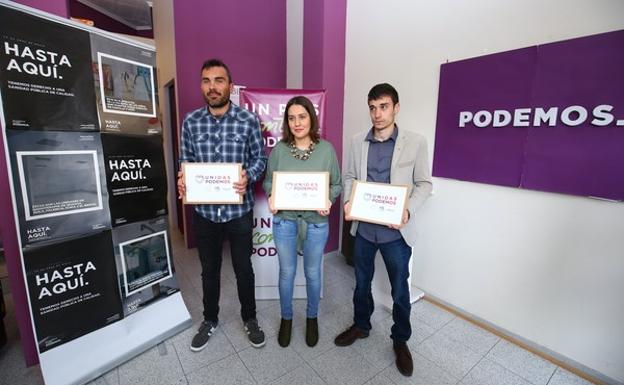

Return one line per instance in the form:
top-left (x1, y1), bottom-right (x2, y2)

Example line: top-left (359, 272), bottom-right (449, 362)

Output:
top-left (343, 0), bottom-right (624, 383)
top-left (151, 0), bottom-right (179, 232)
top-left (287, 0), bottom-right (303, 88)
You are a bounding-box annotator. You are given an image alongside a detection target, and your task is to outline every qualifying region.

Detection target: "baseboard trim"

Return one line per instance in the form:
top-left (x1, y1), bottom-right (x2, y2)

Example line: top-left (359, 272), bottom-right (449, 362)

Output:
top-left (423, 295), bottom-right (621, 385)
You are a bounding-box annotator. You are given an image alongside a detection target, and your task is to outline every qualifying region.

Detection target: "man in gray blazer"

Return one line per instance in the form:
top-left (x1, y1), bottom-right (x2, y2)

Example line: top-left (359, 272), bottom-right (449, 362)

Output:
top-left (334, 83), bottom-right (432, 377)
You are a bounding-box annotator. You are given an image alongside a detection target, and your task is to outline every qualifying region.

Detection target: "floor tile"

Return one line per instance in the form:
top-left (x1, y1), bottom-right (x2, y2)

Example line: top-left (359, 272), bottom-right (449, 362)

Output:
top-left (351, 317), bottom-right (396, 371)
top-left (185, 354), bottom-right (254, 385)
top-left (214, 296), bottom-right (246, 324)
top-left (256, 298), bottom-right (280, 311)
top-left (0, 340), bottom-right (45, 385)
top-left (87, 368), bottom-right (120, 385)
top-left (411, 300), bottom-right (455, 330)
top-left (258, 299), bottom-right (309, 328)
top-left (439, 317), bottom-right (500, 356)
top-left (289, 321), bottom-right (340, 362)
top-left (237, 338), bottom-right (305, 384)
top-left (323, 278), bottom-right (356, 307)
top-left (364, 372), bottom-right (396, 385)
top-left (323, 304), bottom-right (356, 335)
top-left (370, 304), bottom-right (393, 324)
top-left (180, 286), bottom-right (203, 313)
top-left (415, 330), bottom-right (482, 378)
top-left (410, 318), bottom-right (437, 345)
top-left (547, 367), bottom-right (594, 385)
top-left (169, 320), bottom-right (235, 375)
top-left (222, 312), bottom-right (277, 352)
top-left (461, 358), bottom-right (532, 385)
top-left (309, 346), bottom-right (380, 385)
top-left (267, 362), bottom-right (327, 385)
top-left (382, 351), bottom-right (458, 385)
top-left (486, 339), bottom-right (557, 385)
top-left (117, 343), bottom-right (186, 385)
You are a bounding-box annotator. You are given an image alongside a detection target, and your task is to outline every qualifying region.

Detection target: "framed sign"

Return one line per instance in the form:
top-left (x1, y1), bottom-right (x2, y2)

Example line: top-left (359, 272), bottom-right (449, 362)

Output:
top-left (182, 162), bottom-right (242, 204)
top-left (271, 171), bottom-right (329, 211)
top-left (15, 150), bottom-right (104, 220)
top-left (97, 52), bottom-right (156, 118)
top-left (118, 230), bottom-right (173, 297)
top-left (348, 180), bottom-right (409, 226)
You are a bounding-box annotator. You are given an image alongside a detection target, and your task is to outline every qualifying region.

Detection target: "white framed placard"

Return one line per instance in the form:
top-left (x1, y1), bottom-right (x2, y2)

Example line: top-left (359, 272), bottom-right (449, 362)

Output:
top-left (182, 162), bottom-right (242, 204)
top-left (15, 150), bottom-right (104, 220)
top-left (348, 180), bottom-right (409, 226)
top-left (118, 230), bottom-right (173, 297)
top-left (271, 171), bottom-right (329, 211)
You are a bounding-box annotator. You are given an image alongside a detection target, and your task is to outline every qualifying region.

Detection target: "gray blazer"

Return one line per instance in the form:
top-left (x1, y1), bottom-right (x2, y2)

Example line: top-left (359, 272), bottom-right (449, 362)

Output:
top-left (343, 127), bottom-right (433, 246)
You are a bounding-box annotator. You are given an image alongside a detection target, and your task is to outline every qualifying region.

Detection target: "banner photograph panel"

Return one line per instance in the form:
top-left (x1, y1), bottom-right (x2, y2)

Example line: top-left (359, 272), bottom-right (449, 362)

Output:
top-left (24, 231), bottom-right (122, 353)
top-left (112, 217), bottom-right (179, 317)
top-left (0, 6), bottom-right (99, 131)
top-left (16, 151), bottom-right (103, 220)
top-left (102, 133), bottom-right (167, 226)
top-left (90, 34), bottom-right (161, 135)
top-left (7, 130), bottom-right (111, 246)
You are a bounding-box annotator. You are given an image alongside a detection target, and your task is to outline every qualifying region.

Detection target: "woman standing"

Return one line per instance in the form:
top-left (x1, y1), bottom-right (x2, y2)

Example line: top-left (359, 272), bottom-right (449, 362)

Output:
top-left (263, 96), bottom-right (342, 347)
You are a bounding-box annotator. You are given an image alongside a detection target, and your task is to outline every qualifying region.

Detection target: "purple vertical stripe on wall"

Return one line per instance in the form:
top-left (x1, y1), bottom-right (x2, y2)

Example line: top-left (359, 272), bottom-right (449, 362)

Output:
top-left (303, 0), bottom-right (347, 253)
top-left (173, 0), bottom-right (287, 247)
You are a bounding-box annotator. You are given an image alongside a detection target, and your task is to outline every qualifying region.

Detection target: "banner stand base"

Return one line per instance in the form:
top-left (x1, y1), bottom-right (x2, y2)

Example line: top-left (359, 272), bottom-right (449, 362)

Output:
top-left (39, 293), bottom-right (191, 385)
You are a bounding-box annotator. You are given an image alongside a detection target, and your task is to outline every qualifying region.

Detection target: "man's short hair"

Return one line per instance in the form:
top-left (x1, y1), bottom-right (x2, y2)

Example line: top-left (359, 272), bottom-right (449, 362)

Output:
top-left (367, 83), bottom-right (399, 105)
top-left (201, 58), bottom-right (233, 83)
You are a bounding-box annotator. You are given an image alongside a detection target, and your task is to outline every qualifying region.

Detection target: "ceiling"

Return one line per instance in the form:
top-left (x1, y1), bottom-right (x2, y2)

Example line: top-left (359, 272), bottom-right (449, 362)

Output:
top-left (76, 0), bottom-right (153, 30)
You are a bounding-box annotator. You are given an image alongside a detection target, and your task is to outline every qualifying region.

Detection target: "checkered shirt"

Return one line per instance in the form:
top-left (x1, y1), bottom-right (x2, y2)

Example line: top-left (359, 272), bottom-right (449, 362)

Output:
top-left (179, 103), bottom-right (267, 222)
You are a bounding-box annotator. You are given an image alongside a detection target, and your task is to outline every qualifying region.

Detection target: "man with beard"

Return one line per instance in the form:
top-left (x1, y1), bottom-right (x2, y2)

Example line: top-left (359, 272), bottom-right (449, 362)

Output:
top-left (177, 59), bottom-right (267, 351)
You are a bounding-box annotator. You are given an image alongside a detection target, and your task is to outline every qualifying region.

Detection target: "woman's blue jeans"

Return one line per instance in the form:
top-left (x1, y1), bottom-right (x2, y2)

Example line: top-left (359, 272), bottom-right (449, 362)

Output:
top-left (272, 216), bottom-right (329, 319)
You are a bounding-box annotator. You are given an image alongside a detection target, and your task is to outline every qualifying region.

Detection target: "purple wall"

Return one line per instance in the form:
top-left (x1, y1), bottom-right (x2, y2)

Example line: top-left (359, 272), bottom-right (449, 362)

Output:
top-left (303, 0), bottom-right (347, 252)
top-left (69, 0), bottom-right (154, 38)
top-left (173, 0), bottom-right (287, 247)
top-left (12, 0), bottom-right (68, 18)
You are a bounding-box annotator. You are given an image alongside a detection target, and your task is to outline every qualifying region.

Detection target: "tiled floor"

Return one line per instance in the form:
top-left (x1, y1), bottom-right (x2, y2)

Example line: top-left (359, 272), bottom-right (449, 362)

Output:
top-left (0, 231), bottom-right (596, 385)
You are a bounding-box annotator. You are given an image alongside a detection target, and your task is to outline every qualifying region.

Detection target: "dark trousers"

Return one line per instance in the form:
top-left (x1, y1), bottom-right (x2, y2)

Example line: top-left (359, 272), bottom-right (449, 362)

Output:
top-left (193, 210), bottom-right (256, 323)
top-left (353, 233), bottom-right (412, 343)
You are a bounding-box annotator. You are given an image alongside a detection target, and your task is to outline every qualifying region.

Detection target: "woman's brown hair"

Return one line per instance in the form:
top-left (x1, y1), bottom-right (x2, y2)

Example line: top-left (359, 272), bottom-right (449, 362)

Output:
top-left (281, 96), bottom-right (320, 144)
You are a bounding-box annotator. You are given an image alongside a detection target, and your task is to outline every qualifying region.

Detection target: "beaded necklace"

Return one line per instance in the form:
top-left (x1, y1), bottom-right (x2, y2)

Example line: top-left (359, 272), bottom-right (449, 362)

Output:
top-left (289, 141), bottom-right (316, 161)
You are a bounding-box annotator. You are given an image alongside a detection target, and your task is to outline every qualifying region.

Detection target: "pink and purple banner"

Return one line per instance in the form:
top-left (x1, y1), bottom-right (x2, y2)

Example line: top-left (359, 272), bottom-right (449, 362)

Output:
top-left (433, 30), bottom-right (624, 201)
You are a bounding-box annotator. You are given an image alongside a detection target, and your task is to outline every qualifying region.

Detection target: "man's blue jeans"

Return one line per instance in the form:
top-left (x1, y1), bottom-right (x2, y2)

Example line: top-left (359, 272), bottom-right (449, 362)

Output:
top-left (272, 216), bottom-right (329, 319)
top-left (353, 233), bottom-right (412, 343)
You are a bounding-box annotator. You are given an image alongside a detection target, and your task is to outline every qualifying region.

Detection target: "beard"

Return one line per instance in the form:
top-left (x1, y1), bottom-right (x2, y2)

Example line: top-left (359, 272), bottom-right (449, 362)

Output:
top-left (203, 91), bottom-right (230, 109)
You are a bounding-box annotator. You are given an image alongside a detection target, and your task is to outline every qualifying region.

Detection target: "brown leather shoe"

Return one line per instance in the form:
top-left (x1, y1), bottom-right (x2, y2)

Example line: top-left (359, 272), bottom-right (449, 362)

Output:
top-left (334, 325), bottom-right (369, 346)
top-left (393, 342), bottom-right (413, 376)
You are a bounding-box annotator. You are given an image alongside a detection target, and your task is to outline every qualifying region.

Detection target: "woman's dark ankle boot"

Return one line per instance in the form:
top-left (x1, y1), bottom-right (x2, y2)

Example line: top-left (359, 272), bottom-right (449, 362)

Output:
top-left (306, 318), bottom-right (318, 347)
top-left (278, 318), bottom-right (292, 347)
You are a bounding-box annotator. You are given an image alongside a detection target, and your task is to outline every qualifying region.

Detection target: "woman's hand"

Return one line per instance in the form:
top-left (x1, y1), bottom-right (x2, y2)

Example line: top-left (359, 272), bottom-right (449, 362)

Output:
top-left (317, 200), bottom-right (331, 216)
top-left (268, 195), bottom-right (278, 214)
